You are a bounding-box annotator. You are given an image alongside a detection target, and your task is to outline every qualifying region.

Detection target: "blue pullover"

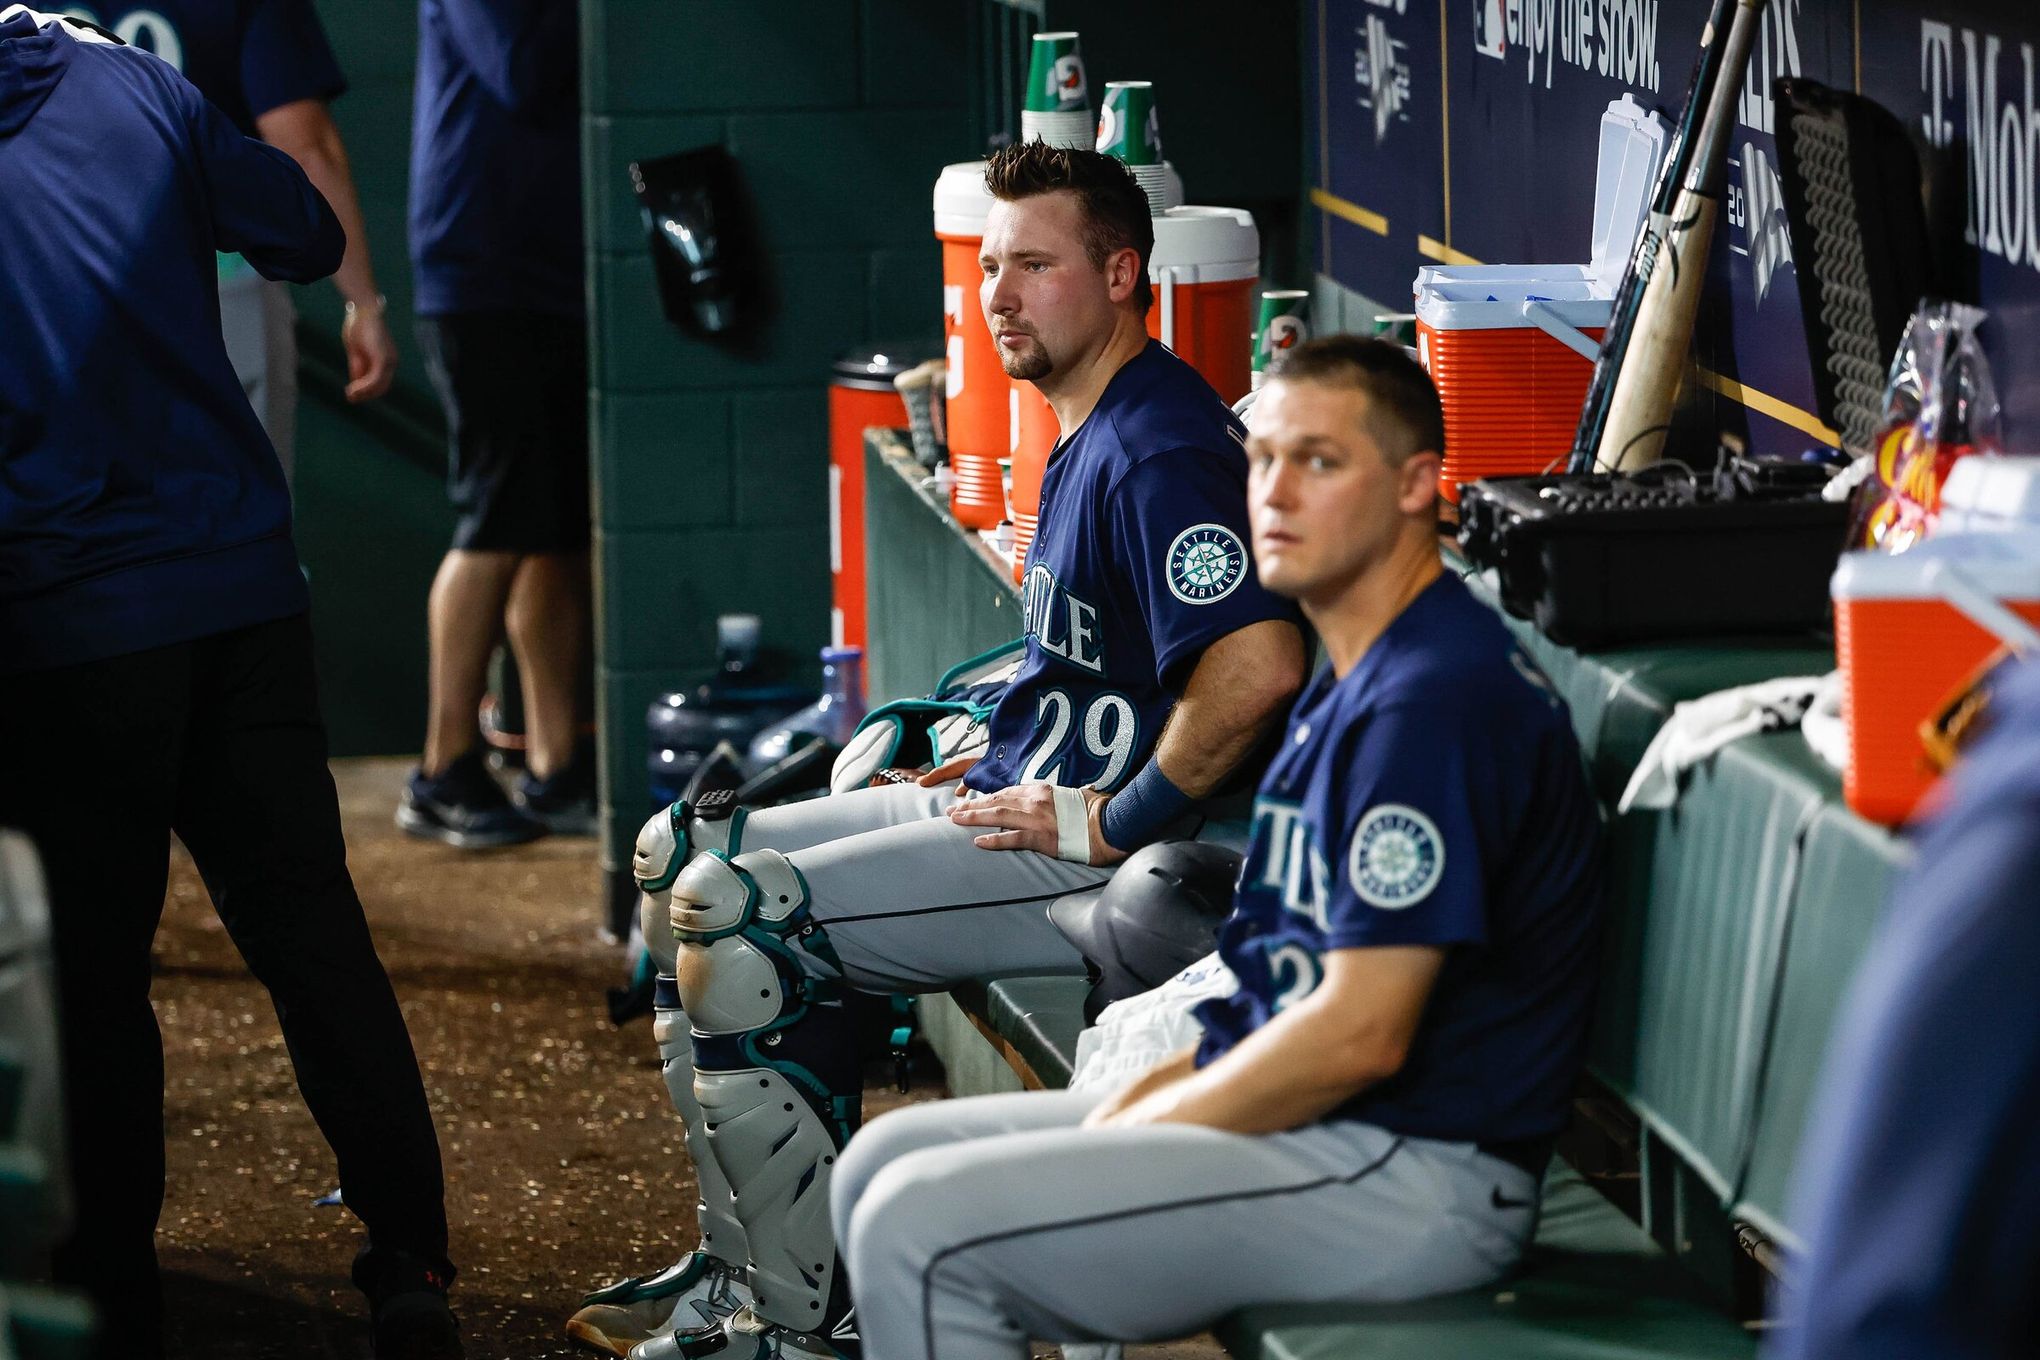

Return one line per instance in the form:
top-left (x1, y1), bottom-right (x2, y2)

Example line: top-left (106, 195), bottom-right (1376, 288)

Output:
top-left (408, 0), bottom-right (582, 319)
top-left (0, 8), bottom-right (342, 675)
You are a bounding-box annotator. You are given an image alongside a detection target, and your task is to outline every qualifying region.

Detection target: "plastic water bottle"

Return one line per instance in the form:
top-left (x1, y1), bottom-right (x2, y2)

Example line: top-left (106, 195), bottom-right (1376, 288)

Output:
top-left (646, 615), bottom-right (811, 808)
top-left (745, 646), bottom-right (867, 771)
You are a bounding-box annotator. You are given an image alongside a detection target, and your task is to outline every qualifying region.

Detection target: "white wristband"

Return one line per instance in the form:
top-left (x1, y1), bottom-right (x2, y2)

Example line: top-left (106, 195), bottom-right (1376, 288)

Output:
top-left (1051, 784), bottom-right (1093, 865)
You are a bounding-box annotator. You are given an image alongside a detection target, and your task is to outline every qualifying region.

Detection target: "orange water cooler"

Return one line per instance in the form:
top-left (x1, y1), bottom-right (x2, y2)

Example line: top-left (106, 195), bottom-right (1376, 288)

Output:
top-left (1412, 94), bottom-right (1666, 501)
top-left (829, 349), bottom-right (919, 649)
top-left (934, 162), bottom-right (1008, 529)
top-left (1831, 533), bottom-right (2040, 826)
top-left (1007, 204), bottom-right (1259, 582)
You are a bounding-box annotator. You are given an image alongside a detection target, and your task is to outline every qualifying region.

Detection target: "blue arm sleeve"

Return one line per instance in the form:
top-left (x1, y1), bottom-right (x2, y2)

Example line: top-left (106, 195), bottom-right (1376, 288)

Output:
top-left (434, 0), bottom-right (577, 114)
top-left (1109, 447), bottom-right (1297, 688)
top-left (181, 73), bottom-right (342, 281)
top-left (1319, 703), bottom-right (1491, 951)
top-left (239, 0), bottom-right (345, 118)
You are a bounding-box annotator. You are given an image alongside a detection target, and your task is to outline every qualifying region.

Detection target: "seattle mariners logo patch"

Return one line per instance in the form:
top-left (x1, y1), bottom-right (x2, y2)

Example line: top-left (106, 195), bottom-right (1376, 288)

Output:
top-left (1348, 804), bottom-right (1444, 909)
top-left (1166, 523), bottom-right (1247, 604)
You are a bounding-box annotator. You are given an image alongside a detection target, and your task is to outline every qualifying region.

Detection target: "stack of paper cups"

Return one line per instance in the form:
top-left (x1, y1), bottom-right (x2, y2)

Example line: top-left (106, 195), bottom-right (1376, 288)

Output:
top-left (1097, 81), bottom-right (1167, 214)
top-left (1251, 290), bottom-right (1311, 389)
top-left (1020, 31), bottom-right (1091, 149)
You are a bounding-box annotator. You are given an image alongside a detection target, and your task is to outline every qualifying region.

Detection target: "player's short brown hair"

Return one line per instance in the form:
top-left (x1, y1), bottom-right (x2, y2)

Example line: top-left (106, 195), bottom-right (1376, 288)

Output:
top-left (1265, 334), bottom-right (1445, 466)
top-left (983, 141), bottom-right (1154, 314)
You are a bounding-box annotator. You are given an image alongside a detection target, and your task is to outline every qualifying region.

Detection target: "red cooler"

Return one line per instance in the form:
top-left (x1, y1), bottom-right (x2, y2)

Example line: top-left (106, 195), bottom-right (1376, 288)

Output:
top-left (830, 347), bottom-right (921, 649)
top-left (934, 162), bottom-right (1007, 529)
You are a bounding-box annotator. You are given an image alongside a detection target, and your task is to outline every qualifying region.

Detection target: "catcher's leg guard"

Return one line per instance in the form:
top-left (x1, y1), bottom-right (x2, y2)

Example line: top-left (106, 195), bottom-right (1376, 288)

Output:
top-left (654, 976), bottom-right (749, 1268)
top-left (672, 849), bottom-right (860, 1339)
top-left (635, 793), bottom-right (746, 973)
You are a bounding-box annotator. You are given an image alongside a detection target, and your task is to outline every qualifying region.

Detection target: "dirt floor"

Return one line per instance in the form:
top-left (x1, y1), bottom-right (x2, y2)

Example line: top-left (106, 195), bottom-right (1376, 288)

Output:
top-left (151, 757), bottom-right (1219, 1360)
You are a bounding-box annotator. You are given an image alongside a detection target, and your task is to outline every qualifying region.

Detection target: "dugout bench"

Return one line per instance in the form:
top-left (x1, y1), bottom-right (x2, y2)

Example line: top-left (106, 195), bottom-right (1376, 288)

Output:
top-left (864, 428), bottom-right (1909, 1359)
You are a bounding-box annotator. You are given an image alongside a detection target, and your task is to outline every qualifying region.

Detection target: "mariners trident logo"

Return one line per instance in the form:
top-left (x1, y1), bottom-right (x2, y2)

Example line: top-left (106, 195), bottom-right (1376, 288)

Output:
top-left (1349, 804), bottom-right (1444, 909)
top-left (1166, 524), bottom-right (1247, 604)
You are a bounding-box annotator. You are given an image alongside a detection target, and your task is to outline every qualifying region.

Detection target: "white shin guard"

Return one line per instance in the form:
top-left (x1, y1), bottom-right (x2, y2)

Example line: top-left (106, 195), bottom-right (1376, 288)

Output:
top-left (653, 982), bottom-right (748, 1271)
top-left (672, 849), bottom-right (860, 1337)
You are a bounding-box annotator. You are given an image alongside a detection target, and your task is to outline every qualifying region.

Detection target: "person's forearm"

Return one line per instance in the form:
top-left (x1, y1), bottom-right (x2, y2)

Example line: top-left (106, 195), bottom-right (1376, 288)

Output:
top-left (1148, 619), bottom-right (1304, 797)
top-left (258, 106), bottom-right (380, 306)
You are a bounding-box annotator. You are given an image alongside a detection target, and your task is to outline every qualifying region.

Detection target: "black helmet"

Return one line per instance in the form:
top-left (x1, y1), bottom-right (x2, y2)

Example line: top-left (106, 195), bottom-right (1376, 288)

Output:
top-left (1049, 840), bottom-right (1242, 1024)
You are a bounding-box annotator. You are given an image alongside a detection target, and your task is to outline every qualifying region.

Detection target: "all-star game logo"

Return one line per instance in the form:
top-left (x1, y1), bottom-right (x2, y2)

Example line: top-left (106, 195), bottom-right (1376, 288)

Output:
top-left (1165, 523), bottom-right (1248, 604)
top-left (1348, 804), bottom-right (1444, 909)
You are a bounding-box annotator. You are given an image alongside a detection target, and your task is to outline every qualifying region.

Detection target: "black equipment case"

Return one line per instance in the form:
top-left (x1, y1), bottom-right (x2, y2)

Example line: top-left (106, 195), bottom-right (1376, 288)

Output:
top-left (1456, 463), bottom-right (1850, 649)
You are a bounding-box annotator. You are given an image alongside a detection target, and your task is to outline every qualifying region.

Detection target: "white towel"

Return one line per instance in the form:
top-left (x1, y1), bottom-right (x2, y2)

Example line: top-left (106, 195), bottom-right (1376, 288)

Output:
top-left (1618, 674), bottom-right (1833, 812)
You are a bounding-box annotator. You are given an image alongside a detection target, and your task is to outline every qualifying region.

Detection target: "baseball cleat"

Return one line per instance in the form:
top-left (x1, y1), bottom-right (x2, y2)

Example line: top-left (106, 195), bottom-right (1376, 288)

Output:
top-left (567, 1252), bottom-right (748, 1357)
top-left (631, 1305), bottom-right (858, 1360)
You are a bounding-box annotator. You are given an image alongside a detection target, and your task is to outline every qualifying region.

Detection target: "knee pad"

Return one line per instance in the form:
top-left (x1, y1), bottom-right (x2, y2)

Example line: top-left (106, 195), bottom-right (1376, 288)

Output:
top-left (634, 794), bottom-right (748, 973)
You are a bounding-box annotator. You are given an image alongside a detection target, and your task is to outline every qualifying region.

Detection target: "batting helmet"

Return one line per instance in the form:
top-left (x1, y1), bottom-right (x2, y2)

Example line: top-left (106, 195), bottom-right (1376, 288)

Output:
top-left (1049, 840), bottom-right (1242, 1023)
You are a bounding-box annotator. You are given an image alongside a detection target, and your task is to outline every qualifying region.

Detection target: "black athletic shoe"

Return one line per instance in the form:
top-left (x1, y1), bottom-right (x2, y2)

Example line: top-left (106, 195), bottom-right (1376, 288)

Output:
top-left (358, 1252), bottom-right (464, 1360)
top-left (514, 759), bottom-right (598, 836)
top-left (397, 750), bottom-right (545, 849)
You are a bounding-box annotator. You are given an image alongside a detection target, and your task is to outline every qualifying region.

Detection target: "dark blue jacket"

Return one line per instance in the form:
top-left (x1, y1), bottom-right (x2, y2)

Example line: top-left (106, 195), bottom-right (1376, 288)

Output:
top-left (408, 0), bottom-right (582, 318)
top-left (0, 9), bottom-right (342, 675)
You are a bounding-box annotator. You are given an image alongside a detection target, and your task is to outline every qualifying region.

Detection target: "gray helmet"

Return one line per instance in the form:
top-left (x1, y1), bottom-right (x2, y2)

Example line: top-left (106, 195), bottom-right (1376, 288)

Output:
top-left (1049, 840), bottom-right (1242, 1024)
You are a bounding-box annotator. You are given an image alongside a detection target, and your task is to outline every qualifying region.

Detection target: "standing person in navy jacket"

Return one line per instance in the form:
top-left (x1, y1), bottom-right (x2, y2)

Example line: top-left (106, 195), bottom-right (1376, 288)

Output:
top-left (0, 10), bottom-right (458, 1358)
top-left (400, 0), bottom-right (592, 847)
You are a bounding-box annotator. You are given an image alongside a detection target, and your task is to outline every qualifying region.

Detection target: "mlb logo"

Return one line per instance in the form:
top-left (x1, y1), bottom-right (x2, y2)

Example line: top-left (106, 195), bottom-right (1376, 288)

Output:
top-left (1473, 0), bottom-right (1507, 58)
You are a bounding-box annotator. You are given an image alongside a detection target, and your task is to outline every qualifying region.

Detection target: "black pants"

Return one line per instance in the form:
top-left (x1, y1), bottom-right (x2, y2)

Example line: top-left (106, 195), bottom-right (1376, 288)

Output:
top-left (0, 614), bottom-right (450, 1353)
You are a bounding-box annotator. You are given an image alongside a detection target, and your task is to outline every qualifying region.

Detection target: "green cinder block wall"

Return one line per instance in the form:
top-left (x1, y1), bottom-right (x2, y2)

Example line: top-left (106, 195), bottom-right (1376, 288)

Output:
top-left (582, 1), bottom-right (974, 886)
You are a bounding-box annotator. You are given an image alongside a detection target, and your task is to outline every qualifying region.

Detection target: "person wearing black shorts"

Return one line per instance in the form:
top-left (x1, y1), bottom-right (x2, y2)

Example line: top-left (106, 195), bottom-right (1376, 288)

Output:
top-left (401, 0), bottom-right (592, 847)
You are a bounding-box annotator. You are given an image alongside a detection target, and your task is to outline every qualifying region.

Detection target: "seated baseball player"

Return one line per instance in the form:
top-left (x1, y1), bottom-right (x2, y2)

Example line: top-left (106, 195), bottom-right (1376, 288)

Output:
top-left (826, 335), bottom-right (1607, 1360)
top-left (567, 142), bottom-right (1306, 1359)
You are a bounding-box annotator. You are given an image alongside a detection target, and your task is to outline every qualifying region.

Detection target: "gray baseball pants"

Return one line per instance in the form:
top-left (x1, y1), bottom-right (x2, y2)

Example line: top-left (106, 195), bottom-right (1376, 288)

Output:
top-left (716, 779), bottom-right (1111, 990)
top-left (830, 1088), bottom-right (1539, 1360)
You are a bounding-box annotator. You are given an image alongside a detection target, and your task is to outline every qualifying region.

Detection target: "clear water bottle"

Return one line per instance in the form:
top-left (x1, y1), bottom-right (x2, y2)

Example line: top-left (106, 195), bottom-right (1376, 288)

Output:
top-left (745, 646), bottom-right (867, 770)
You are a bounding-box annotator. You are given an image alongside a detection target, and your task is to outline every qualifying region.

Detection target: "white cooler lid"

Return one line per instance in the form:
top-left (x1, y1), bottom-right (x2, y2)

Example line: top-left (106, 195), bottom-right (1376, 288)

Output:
top-left (1150, 205), bottom-right (1259, 278)
top-left (1411, 93), bottom-right (1665, 303)
top-left (1832, 530), bottom-right (2040, 600)
top-left (934, 160), bottom-right (992, 237)
top-left (1589, 93), bottom-right (1668, 289)
top-left (1940, 455), bottom-right (2040, 531)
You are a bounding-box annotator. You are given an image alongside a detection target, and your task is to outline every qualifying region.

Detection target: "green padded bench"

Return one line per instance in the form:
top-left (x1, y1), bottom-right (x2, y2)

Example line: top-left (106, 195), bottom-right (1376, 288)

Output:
top-left (927, 979), bottom-right (1758, 1360)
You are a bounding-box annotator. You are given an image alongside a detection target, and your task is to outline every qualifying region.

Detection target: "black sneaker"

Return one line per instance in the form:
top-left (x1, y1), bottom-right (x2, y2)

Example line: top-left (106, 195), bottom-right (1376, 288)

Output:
top-left (515, 752), bottom-right (598, 836)
top-left (357, 1251), bottom-right (464, 1360)
top-left (397, 749), bottom-right (545, 849)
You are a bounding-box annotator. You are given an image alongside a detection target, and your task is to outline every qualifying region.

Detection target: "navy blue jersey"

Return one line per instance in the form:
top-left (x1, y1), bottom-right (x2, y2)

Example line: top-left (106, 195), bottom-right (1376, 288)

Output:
top-left (1194, 573), bottom-right (1604, 1143)
top-left (1767, 661), bottom-right (2040, 1360)
top-left (64, 0), bottom-right (344, 132)
top-left (964, 343), bottom-right (1297, 796)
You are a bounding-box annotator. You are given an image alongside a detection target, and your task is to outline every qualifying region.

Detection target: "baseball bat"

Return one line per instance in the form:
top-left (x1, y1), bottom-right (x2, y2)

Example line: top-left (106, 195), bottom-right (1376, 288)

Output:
top-left (1568, 0), bottom-right (1741, 473)
top-left (1596, 0), bottom-right (1769, 472)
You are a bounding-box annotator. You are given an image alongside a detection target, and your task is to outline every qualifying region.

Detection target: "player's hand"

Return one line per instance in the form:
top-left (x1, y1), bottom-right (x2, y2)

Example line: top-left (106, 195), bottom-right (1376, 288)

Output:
top-left (919, 754), bottom-right (979, 787)
top-left (341, 299), bottom-right (398, 402)
top-left (945, 782), bottom-right (1127, 865)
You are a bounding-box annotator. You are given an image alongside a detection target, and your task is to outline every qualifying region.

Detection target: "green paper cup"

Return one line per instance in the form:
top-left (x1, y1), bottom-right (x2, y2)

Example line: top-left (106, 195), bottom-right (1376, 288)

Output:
top-left (1096, 81), bottom-right (1161, 166)
top-left (1253, 290), bottom-right (1312, 381)
top-left (1025, 31), bottom-right (1088, 114)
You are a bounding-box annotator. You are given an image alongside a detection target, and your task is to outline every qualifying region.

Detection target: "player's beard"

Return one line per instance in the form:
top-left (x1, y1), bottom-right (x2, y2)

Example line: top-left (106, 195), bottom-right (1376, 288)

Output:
top-left (998, 334), bottom-right (1053, 381)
